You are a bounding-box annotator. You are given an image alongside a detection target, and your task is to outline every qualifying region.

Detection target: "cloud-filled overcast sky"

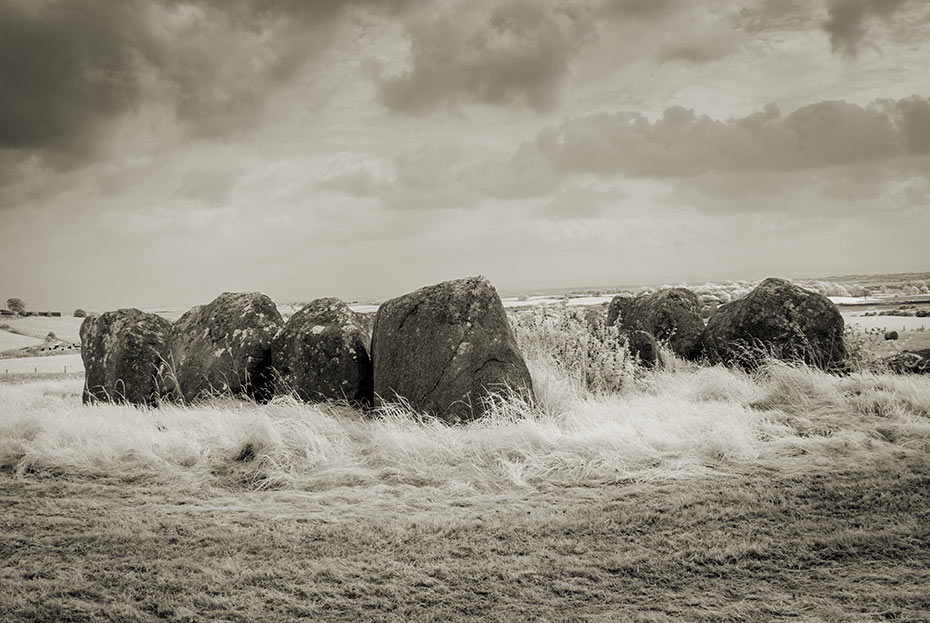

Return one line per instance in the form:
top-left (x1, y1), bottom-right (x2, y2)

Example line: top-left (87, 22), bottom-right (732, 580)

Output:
top-left (1, 0), bottom-right (929, 310)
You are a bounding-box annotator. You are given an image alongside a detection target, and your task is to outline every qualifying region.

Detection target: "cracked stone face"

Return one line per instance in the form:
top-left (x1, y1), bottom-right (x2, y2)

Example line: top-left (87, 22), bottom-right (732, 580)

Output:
top-left (370, 275), bottom-right (533, 424)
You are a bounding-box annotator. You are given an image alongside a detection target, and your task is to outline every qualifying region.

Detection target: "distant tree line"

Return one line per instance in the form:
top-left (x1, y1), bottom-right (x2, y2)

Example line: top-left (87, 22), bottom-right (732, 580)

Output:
top-left (6, 298), bottom-right (25, 313)
top-left (4, 297), bottom-right (88, 318)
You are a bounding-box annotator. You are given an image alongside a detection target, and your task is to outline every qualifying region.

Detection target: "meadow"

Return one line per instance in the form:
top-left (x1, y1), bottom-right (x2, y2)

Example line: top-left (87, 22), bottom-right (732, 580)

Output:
top-left (2, 304), bottom-right (930, 621)
top-left (0, 316), bottom-right (84, 346)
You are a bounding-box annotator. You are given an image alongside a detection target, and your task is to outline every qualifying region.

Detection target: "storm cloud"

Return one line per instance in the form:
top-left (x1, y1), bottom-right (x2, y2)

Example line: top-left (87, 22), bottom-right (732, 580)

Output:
top-left (0, 0), bottom-right (421, 167)
top-left (822, 0), bottom-right (910, 57)
top-left (0, 1), bottom-right (155, 163)
top-left (377, 0), bottom-right (597, 113)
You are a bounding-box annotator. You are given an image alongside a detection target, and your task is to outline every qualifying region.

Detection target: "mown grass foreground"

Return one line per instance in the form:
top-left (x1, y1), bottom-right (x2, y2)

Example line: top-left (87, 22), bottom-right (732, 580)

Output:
top-left (2, 351), bottom-right (930, 621)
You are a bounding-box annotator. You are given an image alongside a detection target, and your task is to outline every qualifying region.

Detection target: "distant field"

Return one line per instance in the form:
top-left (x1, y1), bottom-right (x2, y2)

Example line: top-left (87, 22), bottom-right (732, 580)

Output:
top-left (840, 311), bottom-right (930, 356)
top-left (1, 316), bottom-right (84, 344)
top-left (0, 354), bottom-right (82, 376)
top-left (0, 330), bottom-right (44, 352)
top-left (842, 313), bottom-right (930, 333)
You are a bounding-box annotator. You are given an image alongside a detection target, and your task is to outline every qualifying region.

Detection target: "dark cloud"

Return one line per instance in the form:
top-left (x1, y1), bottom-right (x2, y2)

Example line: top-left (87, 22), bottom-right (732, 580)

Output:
top-left (151, 1), bottom-right (357, 139)
top-left (478, 97), bottom-right (929, 186)
top-left (596, 0), bottom-right (682, 20)
top-left (0, 1), bottom-right (155, 164)
top-left (891, 95), bottom-right (930, 155)
top-left (658, 39), bottom-right (731, 64)
top-left (822, 0), bottom-right (909, 57)
top-left (734, 0), bottom-right (811, 32)
top-left (378, 0), bottom-right (596, 113)
top-left (377, 0), bottom-right (724, 114)
top-left (0, 0), bottom-right (423, 168)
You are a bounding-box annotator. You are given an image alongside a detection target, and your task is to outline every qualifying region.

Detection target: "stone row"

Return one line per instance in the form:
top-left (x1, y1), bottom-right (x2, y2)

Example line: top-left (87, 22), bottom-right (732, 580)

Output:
top-left (80, 275), bottom-right (923, 420)
top-left (80, 276), bottom-right (532, 423)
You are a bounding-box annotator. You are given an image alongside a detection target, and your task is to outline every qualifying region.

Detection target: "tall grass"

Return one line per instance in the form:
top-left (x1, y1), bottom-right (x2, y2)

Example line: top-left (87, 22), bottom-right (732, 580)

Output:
top-left (509, 304), bottom-right (638, 398)
top-left (2, 306), bottom-right (929, 491)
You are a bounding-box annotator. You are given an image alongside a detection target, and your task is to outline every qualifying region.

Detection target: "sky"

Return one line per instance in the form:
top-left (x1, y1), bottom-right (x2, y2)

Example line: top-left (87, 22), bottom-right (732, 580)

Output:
top-left (1, 0), bottom-right (929, 311)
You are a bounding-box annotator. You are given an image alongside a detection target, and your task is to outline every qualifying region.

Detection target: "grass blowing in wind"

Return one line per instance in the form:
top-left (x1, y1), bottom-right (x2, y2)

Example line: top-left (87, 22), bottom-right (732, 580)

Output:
top-left (3, 305), bottom-right (930, 621)
top-left (2, 306), bottom-right (928, 492)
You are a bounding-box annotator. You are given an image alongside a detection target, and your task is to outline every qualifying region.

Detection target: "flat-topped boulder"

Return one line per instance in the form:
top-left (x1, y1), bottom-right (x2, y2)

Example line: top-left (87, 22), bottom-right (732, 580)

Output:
top-left (80, 309), bottom-right (171, 406)
top-left (701, 278), bottom-right (846, 370)
top-left (608, 288), bottom-right (704, 360)
top-left (371, 276), bottom-right (533, 423)
top-left (164, 292), bottom-right (283, 403)
top-left (271, 298), bottom-right (373, 405)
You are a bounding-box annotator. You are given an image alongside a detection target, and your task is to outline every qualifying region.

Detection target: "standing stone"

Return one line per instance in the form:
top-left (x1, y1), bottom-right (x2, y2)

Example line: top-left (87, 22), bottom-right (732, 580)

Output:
top-left (164, 292), bottom-right (283, 403)
top-left (371, 276), bottom-right (533, 423)
top-left (702, 278), bottom-right (846, 370)
top-left (606, 295), bottom-right (633, 327)
top-left (608, 288), bottom-right (704, 360)
top-left (271, 298), bottom-right (373, 405)
top-left (80, 309), bottom-right (171, 406)
top-left (626, 330), bottom-right (664, 370)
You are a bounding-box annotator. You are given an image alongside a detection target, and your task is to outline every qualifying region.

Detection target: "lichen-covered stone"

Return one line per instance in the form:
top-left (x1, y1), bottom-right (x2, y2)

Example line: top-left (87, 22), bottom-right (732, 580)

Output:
top-left (164, 292), bottom-right (283, 403)
top-left (701, 278), bottom-right (846, 370)
top-left (271, 298), bottom-right (373, 405)
top-left (371, 276), bottom-right (533, 423)
top-left (608, 288), bottom-right (704, 360)
top-left (80, 309), bottom-right (171, 406)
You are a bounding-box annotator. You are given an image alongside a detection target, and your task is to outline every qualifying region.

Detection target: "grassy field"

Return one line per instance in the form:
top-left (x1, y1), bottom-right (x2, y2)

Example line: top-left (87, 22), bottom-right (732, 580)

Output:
top-left (0, 354), bottom-right (82, 375)
top-left (0, 329), bottom-right (43, 352)
top-left (0, 316), bottom-right (84, 344)
top-left (2, 336), bottom-right (930, 621)
top-left (3, 456), bottom-right (928, 622)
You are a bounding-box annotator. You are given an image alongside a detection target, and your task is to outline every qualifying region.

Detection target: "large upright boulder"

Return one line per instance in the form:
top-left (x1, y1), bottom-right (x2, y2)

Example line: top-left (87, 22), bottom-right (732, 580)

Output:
top-left (702, 278), bottom-right (846, 370)
top-left (164, 292), bottom-right (283, 403)
top-left (371, 276), bottom-right (533, 423)
top-left (608, 288), bottom-right (704, 360)
top-left (80, 309), bottom-right (171, 406)
top-left (271, 298), bottom-right (373, 405)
